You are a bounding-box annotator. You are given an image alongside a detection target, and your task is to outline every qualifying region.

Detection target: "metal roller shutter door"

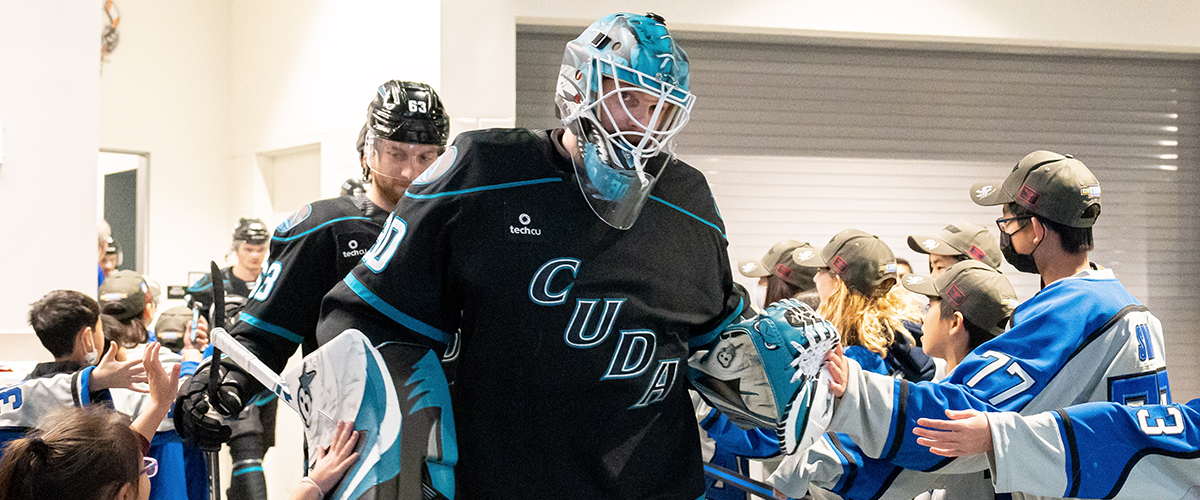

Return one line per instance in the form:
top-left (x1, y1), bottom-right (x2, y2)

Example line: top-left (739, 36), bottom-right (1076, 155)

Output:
top-left (517, 25), bottom-right (1200, 401)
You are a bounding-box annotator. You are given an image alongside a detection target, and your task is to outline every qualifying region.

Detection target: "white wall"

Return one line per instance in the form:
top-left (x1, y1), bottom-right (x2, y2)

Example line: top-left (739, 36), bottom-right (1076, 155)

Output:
top-left (228, 0), bottom-right (442, 225)
top-left (0, 1), bottom-right (99, 353)
top-left (98, 0), bottom-right (233, 290)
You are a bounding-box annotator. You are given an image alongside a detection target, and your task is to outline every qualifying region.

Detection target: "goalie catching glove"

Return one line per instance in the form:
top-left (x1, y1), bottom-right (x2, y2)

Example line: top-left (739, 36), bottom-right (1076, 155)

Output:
top-left (173, 356), bottom-right (258, 451)
top-left (688, 298), bottom-right (840, 455)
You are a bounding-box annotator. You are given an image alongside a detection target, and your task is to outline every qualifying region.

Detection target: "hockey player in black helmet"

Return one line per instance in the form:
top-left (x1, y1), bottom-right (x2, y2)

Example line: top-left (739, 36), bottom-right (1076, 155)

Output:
top-left (359, 81), bottom-right (448, 210)
top-left (186, 217), bottom-right (269, 318)
top-left (285, 13), bottom-right (830, 500)
top-left (174, 80), bottom-right (450, 496)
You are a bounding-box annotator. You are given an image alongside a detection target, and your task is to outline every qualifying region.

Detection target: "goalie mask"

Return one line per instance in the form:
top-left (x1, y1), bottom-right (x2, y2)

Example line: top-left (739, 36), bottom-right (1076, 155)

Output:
top-left (688, 299), bottom-right (841, 455)
top-left (554, 13), bottom-right (696, 229)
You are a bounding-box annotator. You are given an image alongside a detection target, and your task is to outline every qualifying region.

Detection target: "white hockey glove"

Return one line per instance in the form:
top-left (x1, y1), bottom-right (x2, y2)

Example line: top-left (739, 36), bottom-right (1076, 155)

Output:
top-left (688, 298), bottom-right (840, 455)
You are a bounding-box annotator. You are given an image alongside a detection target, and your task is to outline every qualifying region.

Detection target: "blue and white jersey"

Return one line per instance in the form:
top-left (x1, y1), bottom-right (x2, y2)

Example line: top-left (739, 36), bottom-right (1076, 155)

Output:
top-left (988, 398), bottom-right (1200, 499)
top-left (0, 368), bottom-right (102, 453)
top-left (771, 268), bottom-right (1169, 500)
top-left (317, 128), bottom-right (744, 500)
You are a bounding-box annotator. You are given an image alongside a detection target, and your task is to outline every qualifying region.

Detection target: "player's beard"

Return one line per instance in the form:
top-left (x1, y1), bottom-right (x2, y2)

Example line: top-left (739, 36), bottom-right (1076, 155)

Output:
top-left (369, 168), bottom-right (410, 209)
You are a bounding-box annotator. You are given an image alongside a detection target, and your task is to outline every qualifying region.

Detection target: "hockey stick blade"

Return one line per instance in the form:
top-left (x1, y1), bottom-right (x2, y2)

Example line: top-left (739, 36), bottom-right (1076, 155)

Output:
top-left (704, 462), bottom-right (777, 500)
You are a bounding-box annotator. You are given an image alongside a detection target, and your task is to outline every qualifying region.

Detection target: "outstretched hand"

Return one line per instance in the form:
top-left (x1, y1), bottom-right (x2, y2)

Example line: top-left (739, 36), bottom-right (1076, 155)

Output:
top-left (306, 420), bottom-right (362, 497)
top-left (913, 409), bottom-right (993, 457)
top-left (132, 342), bottom-right (182, 443)
top-left (824, 346), bottom-right (849, 398)
top-left (143, 342), bottom-right (181, 408)
top-left (90, 341), bottom-right (147, 392)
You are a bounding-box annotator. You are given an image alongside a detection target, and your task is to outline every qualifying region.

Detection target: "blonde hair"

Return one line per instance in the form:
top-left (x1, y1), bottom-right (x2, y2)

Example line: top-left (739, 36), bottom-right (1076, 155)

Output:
top-left (819, 278), bottom-right (921, 356)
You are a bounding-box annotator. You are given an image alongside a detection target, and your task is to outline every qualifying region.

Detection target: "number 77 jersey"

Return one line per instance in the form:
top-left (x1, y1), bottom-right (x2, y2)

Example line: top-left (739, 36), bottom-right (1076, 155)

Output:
top-left (892, 268), bottom-right (1170, 472)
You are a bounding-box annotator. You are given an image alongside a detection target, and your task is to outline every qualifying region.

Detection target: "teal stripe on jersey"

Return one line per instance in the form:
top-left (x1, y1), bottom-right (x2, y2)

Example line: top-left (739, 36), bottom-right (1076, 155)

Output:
top-left (232, 466), bottom-right (264, 476)
top-left (187, 279), bottom-right (231, 293)
top-left (650, 195), bottom-right (726, 238)
top-left (273, 216), bottom-right (372, 242)
top-left (342, 274), bottom-right (453, 345)
top-left (690, 297), bottom-right (745, 349)
top-left (239, 313), bottom-right (303, 344)
top-left (405, 177), bottom-right (562, 200)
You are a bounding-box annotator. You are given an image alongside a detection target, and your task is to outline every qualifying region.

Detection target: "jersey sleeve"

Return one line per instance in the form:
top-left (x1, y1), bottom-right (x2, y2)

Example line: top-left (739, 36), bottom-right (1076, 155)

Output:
top-left (989, 399), bottom-right (1200, 499)
top-left (232, 204), bottom-right (345, 373)
top-left (1, 368), bottom-right (100, 430)
top-left (817, 358), bottom-right (997, 473)
top-left (770, 428), bottom-right (948, 500)
top-left (699, 407), bottom-right (780, 459)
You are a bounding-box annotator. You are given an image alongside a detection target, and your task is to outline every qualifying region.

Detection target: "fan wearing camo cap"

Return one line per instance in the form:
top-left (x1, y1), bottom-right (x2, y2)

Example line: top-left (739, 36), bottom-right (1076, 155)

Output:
top-left (907, 221), bottom-right (1002, 278)
top-left (737, 239), bottom-right (818, 312)
top-left (771, 260), bottom-right (1019, 500)
top-left (772, 151), bottom-right (1171, 500)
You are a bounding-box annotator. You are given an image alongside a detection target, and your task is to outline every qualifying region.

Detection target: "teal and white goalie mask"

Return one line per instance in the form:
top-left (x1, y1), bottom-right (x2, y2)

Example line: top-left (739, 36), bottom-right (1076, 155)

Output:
top-left (688, 299), bottom-right (841, 455)
top-left (554, 13), bottom-right (696, 229)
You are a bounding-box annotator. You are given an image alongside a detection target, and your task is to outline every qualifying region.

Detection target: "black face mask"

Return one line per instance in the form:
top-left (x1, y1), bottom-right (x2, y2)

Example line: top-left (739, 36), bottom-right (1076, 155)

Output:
top-left (1000, 229), bottom-right (1039, 274)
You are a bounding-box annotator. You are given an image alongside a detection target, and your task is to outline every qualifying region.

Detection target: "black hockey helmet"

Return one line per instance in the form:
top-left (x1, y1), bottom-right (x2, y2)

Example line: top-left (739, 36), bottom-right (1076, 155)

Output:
top-left (366, 80), bottom-right (449, 149)
top-left (340, 177), bottom-right (366, 197)
top-left (355, 122), bottom-right (370, 159)
top-left (232, 218), bottom-right (269, 246)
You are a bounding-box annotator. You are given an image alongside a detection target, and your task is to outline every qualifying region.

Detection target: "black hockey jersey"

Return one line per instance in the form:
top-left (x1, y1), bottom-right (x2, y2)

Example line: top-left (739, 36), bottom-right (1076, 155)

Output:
top-left (317, 128), bottom-right (744, 499)
top-left (232, 194), bottom-right (389, 372)
top-left (186, 265), bottom-right (252, 322)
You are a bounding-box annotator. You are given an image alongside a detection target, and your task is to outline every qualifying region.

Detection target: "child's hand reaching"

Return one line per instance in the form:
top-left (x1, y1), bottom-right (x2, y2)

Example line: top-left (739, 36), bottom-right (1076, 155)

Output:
top-left (294, 420), bottom-right (361, 500)
top-left (131, 342), bottom-right (180, 443)
top-left (144, 342), bottom-right (181, 408)
top-left (913, 409), bottom-right (994, 457)
top-left (824, 345), bottom-right (849, 398)
top-left (89, 342), bottom-right (147, 392)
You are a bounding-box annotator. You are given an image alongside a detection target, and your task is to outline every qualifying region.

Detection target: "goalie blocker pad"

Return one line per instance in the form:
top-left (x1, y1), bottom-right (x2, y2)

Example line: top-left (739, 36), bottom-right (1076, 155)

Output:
top-left (688, 299), bottom-right (839, 455)
top-left (284, 329), bottom-right (456, 500)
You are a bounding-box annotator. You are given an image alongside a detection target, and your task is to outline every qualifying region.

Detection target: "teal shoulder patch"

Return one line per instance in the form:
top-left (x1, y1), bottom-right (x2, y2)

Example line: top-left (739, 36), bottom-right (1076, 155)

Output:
top-left (412, 145), bottom-right (458, 186)
top-left (276, 204), bottom-right (313, 234)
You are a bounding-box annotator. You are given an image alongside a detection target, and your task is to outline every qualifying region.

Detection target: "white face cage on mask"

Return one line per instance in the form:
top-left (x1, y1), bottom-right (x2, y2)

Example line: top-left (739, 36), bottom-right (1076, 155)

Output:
top-left (559, 56), bottom-right (696, 229)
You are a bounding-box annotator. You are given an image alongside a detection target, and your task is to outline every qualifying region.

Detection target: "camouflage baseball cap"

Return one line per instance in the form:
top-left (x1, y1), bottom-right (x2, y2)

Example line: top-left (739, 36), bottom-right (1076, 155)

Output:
top-left (794, 229), bottom-right (897, 297)
top-left (738, 240), bottom-right (818, 289)
top-left (906, 221), bottom-right (1001, 270)
top-left (901, 260), bottom-right (1017, 336)
top-left (970, 150), bottom-right (1102, 228)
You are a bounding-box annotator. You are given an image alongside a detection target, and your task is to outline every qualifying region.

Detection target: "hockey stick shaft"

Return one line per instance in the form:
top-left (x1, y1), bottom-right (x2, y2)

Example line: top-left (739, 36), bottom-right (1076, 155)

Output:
top-left (208, 262), bottom-right (225, 500)
top-left (209, 327), bottom-right (300, 415)
top-left (703, 462), bottom-right (777, 500)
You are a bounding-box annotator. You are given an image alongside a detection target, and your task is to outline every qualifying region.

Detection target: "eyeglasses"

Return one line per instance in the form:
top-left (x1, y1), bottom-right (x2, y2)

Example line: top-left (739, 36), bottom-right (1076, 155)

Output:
top-left (142, 456), bottom-right (158, 478)
top-left (996, 215), bottom-right (1033, 235)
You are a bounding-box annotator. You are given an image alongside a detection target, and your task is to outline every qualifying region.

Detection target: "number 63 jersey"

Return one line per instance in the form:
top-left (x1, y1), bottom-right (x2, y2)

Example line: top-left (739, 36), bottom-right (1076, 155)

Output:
top-left (316, 128), bottom-right (743, 500)
top-left (231, 193), bottom-right (390, 373)
top-left (986, 398), bottom-right (1200, 499)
